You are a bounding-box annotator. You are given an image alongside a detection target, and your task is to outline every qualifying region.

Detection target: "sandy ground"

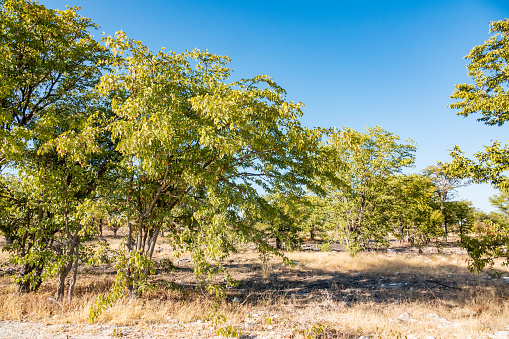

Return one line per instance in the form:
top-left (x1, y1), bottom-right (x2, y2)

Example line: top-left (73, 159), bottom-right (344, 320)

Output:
top-left (0, 320), bottom-right (290, 338)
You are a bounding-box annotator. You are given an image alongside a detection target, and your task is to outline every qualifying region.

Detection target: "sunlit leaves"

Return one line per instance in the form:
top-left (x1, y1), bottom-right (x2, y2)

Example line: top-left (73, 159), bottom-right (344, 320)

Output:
top-left (318, 126), bottom-right (416, 253)
top-left (450, 19), bottom-right (509, 126)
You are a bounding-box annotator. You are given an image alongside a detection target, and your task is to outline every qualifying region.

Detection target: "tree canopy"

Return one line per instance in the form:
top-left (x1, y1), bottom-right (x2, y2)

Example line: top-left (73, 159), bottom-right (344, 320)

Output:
top-left (449, 19), bottom-right (509, 272)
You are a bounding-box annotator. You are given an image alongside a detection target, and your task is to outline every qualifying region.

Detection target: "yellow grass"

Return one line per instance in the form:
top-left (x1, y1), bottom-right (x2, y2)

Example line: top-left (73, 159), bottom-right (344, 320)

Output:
top-left (0, 243), bottom-right (508, 338)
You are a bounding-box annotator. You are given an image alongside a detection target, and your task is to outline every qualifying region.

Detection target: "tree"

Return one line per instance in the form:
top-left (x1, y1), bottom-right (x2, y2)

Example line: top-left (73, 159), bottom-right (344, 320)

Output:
top-left (256, 193), bottom-right (305, 250)
top-left (449, 19), bottom-right (509, 189)
top-left (89, 32), bottom-right (326, 320)
top-left (388, 173), bottom-right (444, 249)
top-left (320, 126), bottom-right (416, 253)
top-left (0, 0), bottom-right (109, 164)
top-left (449, 19), bottom-right (509, 271)
top-left (423, 164), bottom-right (469, 239)
top-left (299, 195), bottom-right (328, 241)
top-left (0, 0), bottom-right (112, 301)
top-left (444, 200), bottom-right (475, 239)
top-left (489, 191), bottom-right (509, 216)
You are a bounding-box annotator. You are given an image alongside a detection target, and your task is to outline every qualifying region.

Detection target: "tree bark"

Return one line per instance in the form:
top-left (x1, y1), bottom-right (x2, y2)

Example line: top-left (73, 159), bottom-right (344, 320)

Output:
top-left (67, 247), bottom-right (79, 303)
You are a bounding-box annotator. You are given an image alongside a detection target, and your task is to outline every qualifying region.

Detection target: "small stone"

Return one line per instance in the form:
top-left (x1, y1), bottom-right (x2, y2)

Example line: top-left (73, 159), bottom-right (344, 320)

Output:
top-left (396, 312), bottom-right (416, 322)
top-left (494, 331), bottom-right (509, 339)
top-left (428, 313), bottom-right (450, 327)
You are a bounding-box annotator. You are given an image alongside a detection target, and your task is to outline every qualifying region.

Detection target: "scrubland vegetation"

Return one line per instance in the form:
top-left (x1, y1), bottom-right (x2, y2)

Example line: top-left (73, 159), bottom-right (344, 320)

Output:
top-left (0, 236), bottom-right (509, 338)
top-left (1, 1), bottom-right (509, 338)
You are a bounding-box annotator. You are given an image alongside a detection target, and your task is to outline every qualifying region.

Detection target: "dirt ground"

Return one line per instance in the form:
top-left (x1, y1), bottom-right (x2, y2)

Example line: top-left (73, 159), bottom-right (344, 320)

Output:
top-left (0, 238), bottom-right (508, 338)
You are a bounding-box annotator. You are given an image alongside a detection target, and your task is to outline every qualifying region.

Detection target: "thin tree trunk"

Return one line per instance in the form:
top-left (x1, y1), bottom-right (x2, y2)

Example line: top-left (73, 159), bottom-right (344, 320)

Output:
top-left (55, 232), bottom-right (79, 301)
top-left (67, 248), bottom-right (79, 303)
top-left (275, 237), bottom-right (282, 250)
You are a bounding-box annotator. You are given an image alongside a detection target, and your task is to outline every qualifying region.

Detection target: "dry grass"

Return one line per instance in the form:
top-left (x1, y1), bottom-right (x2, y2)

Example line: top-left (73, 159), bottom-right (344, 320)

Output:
top-left (0, 241), bottom-right (508, 338)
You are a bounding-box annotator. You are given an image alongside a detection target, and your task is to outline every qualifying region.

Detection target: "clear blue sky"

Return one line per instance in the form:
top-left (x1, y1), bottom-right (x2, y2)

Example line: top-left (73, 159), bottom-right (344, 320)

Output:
top-left (41, 0), bottom-right (509, 212)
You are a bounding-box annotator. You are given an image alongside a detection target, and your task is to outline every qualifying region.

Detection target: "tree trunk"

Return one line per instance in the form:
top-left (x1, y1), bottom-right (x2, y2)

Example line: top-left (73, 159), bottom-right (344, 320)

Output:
top-left (67, 248), bottom-right (79, 303)
top-left (275, 237), bottom-right (282, 250)
top-left (55, 233), bottom-right (80, 302)
top-left (440, 194), bottom-right (448, 241)
top-left (55, 260), bottom-right (74, 302)
top-left (17, 264), bottom-right (33, 293)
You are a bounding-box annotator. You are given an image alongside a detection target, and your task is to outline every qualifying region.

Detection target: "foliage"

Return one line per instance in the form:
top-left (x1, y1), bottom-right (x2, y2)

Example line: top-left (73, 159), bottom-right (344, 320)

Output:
top-left (388, 174), bottom-right (444, 248)
top-left (87, 31), bottom-right (326, 318)
top-left (449, 19), bottom-right (509, 126)
top-left (489, 191), bottom-right (509, 216)
top-left (423, 164), bottom-right (469, 237)
top-left (255, 192), bottom-right (308, 250)
top-left (449, 19), bottom-right (509, 272)
top-left (444, 200), bottom-right (475, 237)
top-left (448, 19), bottom-right (509, 190)
top-left (319, 126), bottom-right (416, 253)
top-left (461, 218), bottom-right (509, 273)
top-left (293, 322), bottom-right (327, 339)
top-left (0, 0), bottom-right (114, 301)
top-left (216, 325), bottom-right (242, 339)
top-left (298, 195), bottom-right (329, 241)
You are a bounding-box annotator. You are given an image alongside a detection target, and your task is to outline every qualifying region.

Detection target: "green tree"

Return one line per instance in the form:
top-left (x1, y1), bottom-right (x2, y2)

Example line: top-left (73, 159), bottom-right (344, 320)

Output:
top-left (299, 195), bottom-right (328, 241)
top-left (388, 173), bottom-right (444, 249)
top-left (423, 164), bottom-right (469, 239)
top-left (489, 191), bottom-right (509, 216)
top-left (320, 126), bottom-right (416, 253)
top-left (89, 32), bottom-right (325, 319)
top-left (257, 193), bottom-right (304, 250)
top-left (444, 200), bottom-right (475, 239)
top-left (449, 19), bottom-right (509, 271)
top-left (0, 0), bottom-right (112, 301)
top-left (0, 0), bottom-right (109, 165)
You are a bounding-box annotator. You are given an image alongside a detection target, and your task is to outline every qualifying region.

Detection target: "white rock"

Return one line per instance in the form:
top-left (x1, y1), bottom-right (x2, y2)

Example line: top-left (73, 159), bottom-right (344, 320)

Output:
top-left (396, 312), bottom-right (417, 322)
top-left (493, 331), bottom-right (509, 339)
top-left (428, 313), bottom-right (451, 327)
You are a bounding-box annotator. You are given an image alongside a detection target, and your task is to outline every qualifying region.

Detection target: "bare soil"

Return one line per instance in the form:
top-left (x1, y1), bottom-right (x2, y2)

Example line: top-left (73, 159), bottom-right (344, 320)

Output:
top-left (0, 239), bottom-right (508, 338)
